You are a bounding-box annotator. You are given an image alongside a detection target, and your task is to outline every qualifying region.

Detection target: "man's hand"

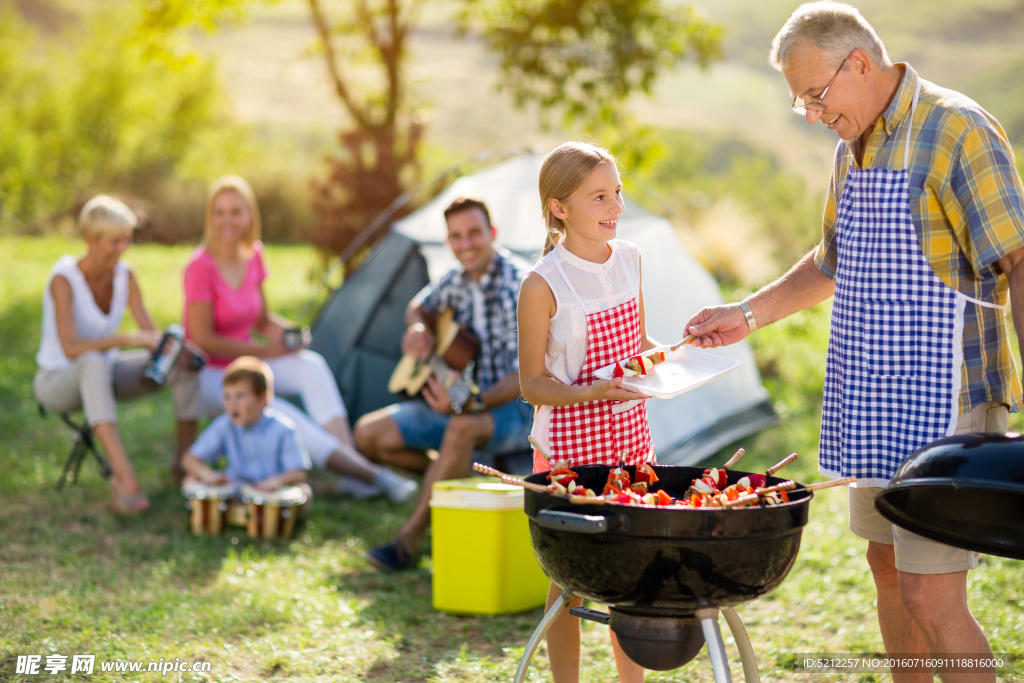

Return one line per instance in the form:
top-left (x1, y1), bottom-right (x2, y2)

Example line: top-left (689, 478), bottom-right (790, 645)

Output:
top-left (421, 376), bottom-right (456, 414)
top-left (402, 322), bottom-right (435, 362)
top-left (684, 303), bottom-right (751, 349)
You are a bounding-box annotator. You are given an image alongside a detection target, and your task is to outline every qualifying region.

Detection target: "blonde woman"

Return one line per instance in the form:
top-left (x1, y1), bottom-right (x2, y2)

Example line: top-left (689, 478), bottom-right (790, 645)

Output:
top-left (34, 196), bottom-right (200, 513)
top-left (183, 176), bottom-right (416, 504)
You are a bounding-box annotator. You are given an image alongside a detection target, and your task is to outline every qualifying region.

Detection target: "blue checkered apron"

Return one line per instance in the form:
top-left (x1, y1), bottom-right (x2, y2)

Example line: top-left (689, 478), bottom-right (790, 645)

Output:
top-left (818, 83), bottom-right (1003, 486)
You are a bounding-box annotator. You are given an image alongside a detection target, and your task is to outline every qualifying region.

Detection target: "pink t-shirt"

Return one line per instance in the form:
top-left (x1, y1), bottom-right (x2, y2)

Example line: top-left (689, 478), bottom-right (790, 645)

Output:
top-left (183, 242), bottom-right (268, 367)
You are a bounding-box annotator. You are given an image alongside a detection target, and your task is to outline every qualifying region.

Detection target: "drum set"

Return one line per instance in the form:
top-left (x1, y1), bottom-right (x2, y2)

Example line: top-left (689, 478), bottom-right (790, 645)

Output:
top-left (182, 480), bottom-right (307, 539)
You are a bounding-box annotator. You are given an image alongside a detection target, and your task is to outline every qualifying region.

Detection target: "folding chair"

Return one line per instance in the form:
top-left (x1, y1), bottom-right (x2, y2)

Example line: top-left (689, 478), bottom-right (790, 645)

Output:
top-left (39, 404), bottom-right (113, 490)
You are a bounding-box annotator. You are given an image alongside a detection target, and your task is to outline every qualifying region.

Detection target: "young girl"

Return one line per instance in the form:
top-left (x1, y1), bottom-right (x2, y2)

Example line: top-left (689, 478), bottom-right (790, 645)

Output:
top-left (518, 141), bottom-right (657, 683)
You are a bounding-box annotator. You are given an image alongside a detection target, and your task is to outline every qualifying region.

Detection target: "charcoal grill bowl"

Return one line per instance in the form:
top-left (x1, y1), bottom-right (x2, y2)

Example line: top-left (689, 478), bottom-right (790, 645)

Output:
top-left (524, 465), bottom-right (812, 612)
top-left (875, 432), bottom-right (1024, 560)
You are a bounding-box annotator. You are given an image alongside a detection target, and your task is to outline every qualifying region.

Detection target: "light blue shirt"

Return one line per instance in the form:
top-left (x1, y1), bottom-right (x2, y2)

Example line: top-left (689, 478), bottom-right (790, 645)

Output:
top-left (189, 409), bottom-right (310, 484)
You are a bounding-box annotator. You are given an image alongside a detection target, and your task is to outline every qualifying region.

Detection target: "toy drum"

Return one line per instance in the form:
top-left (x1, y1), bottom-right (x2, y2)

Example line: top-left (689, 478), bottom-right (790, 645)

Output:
top-left (241, 485), bottom-right (307, 539)
top-left (182, 481), bottom-right (240, 535)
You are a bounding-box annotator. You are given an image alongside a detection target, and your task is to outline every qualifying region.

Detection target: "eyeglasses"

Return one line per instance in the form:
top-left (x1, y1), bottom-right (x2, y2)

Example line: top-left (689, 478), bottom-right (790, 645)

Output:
top-left (791, 55), bottom-right (849, 114)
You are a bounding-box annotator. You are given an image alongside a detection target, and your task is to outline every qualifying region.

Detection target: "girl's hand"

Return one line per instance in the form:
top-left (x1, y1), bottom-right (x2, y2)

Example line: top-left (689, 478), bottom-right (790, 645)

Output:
top-left (587, 378), bottom-right (649, 402)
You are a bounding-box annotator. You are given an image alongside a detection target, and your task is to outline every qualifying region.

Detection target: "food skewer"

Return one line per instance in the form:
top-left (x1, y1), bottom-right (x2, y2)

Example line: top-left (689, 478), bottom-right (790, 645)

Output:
top-left (670, 335), bottom-right (695, 352)
top-left (471, 462), bottom-right (606, 505)
top-left (765, 452), bottom-right (798, 476)
top-left (722, 476), bottom-right (856, 508)
top-left (722, 447), bottom-right (746, 470)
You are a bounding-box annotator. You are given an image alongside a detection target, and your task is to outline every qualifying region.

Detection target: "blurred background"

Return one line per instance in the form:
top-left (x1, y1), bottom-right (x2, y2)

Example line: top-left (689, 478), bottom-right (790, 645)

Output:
top-left (3, 0), bottom-right (1023, 291)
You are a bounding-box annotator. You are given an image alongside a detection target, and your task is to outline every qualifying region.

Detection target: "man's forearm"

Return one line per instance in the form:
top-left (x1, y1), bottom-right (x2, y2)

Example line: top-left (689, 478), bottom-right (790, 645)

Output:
top-left (480, 371), bottom-right (522, 409)
top-left (748, 250), bottom-right (835, 328)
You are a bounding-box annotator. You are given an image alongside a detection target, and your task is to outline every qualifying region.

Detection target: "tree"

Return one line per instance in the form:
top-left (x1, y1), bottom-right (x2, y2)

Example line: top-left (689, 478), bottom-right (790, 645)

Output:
top-left (139, 0), bottom-right (723, 266)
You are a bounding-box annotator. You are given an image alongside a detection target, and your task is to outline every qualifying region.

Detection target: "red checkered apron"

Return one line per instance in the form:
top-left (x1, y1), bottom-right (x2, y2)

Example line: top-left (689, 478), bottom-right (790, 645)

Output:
top-left (536, 251), bottom-right (653, 470)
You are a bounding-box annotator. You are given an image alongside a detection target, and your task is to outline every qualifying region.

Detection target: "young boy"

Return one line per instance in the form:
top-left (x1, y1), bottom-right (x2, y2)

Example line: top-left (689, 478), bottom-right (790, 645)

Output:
top-left (181, 356), bottom-right (313, 509)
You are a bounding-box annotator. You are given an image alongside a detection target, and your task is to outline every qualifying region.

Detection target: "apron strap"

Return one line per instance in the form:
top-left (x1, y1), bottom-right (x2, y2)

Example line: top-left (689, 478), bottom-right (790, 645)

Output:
top-left (903, 80), bottom-right (921, 170)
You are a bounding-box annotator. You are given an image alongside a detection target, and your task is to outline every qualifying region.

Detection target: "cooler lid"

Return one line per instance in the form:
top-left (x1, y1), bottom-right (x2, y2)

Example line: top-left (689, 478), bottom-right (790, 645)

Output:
top-left (430, 477), bottom-right (524, 510)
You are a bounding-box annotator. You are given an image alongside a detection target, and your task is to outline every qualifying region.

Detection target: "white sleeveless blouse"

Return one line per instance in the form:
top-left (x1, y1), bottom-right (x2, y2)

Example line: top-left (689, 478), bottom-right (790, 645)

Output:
top-left (36, 256), bottom-right (130, 370)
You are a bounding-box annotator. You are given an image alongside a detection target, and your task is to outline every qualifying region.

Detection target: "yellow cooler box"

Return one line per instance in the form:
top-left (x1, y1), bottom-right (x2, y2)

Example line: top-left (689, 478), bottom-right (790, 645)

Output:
top-left (430, 478), bottom-right (550, 615)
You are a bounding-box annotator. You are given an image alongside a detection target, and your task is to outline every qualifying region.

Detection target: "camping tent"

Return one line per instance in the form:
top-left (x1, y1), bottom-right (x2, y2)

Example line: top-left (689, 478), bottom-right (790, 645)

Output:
top-left (310, 154), bottom-right (776, 466)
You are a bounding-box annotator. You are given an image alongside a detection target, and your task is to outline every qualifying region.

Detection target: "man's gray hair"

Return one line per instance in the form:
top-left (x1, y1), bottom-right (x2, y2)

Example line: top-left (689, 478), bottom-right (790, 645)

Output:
top-left (769, 1), bottom-right (890, 71)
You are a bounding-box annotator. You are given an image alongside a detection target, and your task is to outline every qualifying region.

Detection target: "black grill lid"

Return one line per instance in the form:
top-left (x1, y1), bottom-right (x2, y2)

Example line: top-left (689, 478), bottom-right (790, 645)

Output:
top-left (874, 432), bottom-right (1024, 561)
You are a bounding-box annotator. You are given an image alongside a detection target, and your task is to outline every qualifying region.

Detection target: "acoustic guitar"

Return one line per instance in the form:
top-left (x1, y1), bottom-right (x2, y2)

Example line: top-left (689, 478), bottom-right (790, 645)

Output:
top-left (387, 309), bottom-right (480, 408)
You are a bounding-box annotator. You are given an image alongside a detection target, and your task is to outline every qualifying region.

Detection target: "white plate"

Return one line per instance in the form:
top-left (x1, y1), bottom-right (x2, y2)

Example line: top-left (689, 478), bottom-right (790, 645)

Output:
top-left (594, 344), bottom-right (740, 399)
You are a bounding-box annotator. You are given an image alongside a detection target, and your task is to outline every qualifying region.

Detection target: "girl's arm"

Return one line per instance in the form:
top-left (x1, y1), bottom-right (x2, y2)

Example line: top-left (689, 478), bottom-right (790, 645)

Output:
top-left (52, 275), bottom-right (158, 358)
top-left (518, 273), bottom-right (642, 406)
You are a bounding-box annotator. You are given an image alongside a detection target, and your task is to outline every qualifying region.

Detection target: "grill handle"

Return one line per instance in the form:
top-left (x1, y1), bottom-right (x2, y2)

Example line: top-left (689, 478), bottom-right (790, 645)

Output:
top-left (535, 509), bottom-right (629, 534)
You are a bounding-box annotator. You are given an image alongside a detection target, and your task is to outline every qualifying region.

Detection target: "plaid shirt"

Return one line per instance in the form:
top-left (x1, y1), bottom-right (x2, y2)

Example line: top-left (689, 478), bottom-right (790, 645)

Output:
top-left (815, 63), bottom-right (1024, 413)
top-left (414, 249), bottom-right (523, 391)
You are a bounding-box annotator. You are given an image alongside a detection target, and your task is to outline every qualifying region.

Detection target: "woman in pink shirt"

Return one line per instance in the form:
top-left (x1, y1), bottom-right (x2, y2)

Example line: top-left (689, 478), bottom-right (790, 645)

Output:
top-left (182, 176), bottom-right (417, 504)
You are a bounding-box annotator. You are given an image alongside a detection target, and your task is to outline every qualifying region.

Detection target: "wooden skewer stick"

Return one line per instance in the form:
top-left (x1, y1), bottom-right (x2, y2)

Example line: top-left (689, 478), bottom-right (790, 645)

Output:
top-left (723, 493), bottom-right (760, 508)
top-left (755, 480), bottom-right (797, 496)
top-left (804, 476), bottom-right (856, 491)
top-left (722, 447), bottom-right (746, 470)
top-left (471, 462), bottom-right (606, 505)
top-left (670, 335), bottom-right (695, 352)
top-left (765, 452), bottom-right (798, 476)
top-left (472, 463), bottom-right (548, 493)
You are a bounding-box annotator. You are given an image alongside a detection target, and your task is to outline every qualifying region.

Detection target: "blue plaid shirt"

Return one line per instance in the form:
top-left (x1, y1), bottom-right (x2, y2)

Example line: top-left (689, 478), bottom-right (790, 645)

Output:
top-left (414, 249), bottom-right (523, 391)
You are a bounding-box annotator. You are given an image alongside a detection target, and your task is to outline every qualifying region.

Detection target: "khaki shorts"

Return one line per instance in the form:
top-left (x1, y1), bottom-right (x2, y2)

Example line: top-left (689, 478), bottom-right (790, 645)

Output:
top-left (848, 401), bottom-right (1009, 574)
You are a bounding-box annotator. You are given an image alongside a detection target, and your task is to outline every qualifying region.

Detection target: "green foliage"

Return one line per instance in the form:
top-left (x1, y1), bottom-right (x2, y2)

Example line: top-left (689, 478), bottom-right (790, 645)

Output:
top-left (0, 6), bottom-right (229, 233)
top-left (461, 0), bottom-right (723, 169)
top-left (628, 128), bottom-right (821, 283)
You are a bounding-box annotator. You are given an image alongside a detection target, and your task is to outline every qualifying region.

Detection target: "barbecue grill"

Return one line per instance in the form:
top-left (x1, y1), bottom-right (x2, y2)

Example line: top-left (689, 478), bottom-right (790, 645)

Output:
top-left (875, 432), bottom-right (1024, 561)
top-left (511, 464), bottom-right (814, 683)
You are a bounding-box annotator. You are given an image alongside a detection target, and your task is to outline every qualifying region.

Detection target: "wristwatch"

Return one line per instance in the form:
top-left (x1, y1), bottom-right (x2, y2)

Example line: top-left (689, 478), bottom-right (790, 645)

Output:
top-left (739, 300), bottom-right (758, 332)
top-left (466, 395), bottom-right (486, 414)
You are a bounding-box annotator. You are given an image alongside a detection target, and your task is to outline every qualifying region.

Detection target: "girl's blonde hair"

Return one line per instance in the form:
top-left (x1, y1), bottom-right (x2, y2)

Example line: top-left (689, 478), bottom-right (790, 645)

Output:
top-left (77, 195), bottom-right (138, 240)
top-left (203, 175), bottom-right (261, 254)
top-left (539, 141), bottom-right (617, 256)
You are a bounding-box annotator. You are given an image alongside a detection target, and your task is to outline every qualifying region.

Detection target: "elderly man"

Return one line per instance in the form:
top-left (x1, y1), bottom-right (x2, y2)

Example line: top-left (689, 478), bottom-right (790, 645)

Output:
top-left (354, 196), bottom-right (532, 572)
top-left (684, 2), bottom-right (1024, 680)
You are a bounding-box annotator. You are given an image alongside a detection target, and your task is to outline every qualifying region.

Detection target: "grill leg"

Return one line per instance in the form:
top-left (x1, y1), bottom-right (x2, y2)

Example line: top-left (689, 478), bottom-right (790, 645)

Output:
top-left (721, 607), bottom-right (760, 683)
top-left (696, 607), bottom-right (732, 683)
top-left (512, 588), bottom-right (572, 683)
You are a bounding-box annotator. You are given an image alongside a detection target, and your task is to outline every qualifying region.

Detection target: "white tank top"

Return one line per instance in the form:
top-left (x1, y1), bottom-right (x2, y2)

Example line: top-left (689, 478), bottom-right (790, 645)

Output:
top-left (36, 256), bottom-right (130, 370)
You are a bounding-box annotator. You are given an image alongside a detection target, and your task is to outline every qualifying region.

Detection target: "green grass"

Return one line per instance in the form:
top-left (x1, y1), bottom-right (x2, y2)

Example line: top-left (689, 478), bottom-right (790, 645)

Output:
top-left (2, 236), bottom-right (1023, 682)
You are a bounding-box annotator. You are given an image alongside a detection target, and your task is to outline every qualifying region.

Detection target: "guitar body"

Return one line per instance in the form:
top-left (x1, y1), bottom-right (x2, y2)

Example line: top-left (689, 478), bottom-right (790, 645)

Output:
top-left (388, 309), bottom-right (480, 397)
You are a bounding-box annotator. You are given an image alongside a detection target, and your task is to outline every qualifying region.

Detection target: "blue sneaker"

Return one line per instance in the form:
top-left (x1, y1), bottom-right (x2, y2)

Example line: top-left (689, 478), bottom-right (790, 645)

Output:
top-left (366, 539), bottom-right (417, 572)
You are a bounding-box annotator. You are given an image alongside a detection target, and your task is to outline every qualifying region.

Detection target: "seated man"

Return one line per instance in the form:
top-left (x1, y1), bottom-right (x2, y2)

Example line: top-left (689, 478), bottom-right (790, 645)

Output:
top-left (355, 196), bottom-right (532, 572)
top-left (181, 356), bottom-right (313, 514)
